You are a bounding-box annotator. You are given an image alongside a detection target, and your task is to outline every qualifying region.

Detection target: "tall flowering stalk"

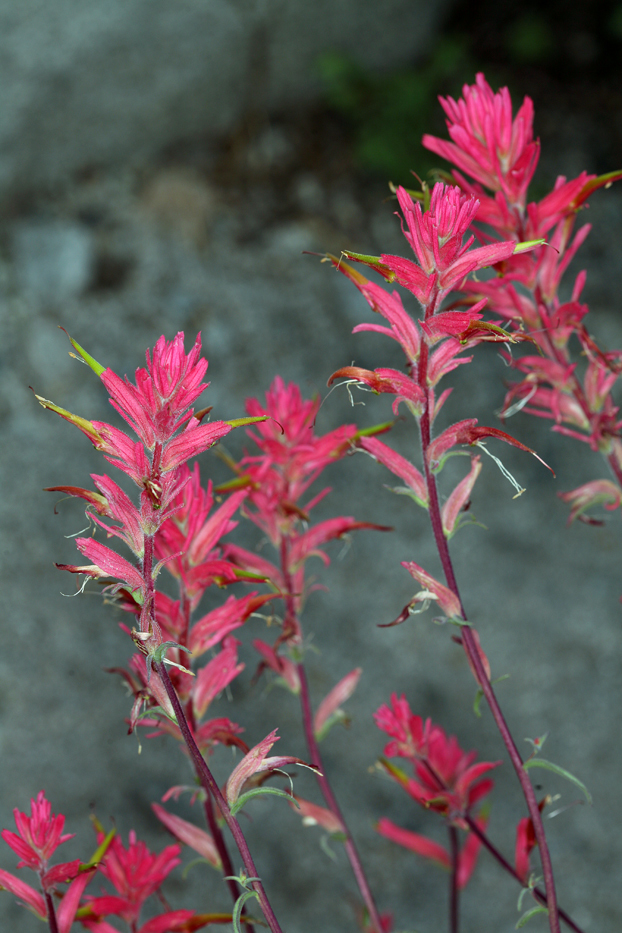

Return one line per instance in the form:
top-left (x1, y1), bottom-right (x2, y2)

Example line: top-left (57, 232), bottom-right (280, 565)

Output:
top-left (423, 72), bottom-right (622, 526)
top-left (328, 169), bottom-right (568, 929)
top-left (218, 377), bottom-right (391, 932)
top-left (38, 333), bottom-right (292, 933)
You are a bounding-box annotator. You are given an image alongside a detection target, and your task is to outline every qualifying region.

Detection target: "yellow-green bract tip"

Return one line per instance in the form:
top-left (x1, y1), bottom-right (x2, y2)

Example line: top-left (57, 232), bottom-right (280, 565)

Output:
top-left (225, 415), bottom-right (269, 428)
top-left (61, 328), bottom-right (106, 376)
top-left (513, 238), bottom-right (546, 254)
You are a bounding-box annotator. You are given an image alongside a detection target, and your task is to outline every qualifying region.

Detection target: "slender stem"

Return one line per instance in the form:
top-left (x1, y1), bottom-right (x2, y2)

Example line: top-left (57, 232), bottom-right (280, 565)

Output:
top-left (448, 826), bottom-right (459, 933)
top-left (297, 662), bottom-right (384, 933)
top-left (44, 891), bottom-right (59, 933)
top-left (417, 352), bottom-right (561, 933)
top-left (278, 537), bottom-right (384, 932)
top-left (203, 792), bottom-right (255, 931)
top-left (464, 817), bottom-right (585, 933)
top-left (155, 659), bottom-right (284, 933)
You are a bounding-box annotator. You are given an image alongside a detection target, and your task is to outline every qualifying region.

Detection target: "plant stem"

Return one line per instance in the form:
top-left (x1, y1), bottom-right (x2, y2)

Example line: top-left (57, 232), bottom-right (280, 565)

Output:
top-left (448, 826), bottom-right (459, 933)
top-left (44, 891), bottom-right (59, 933)
top-left (297, 662), bottom-right (384, 933)
top-left (464, 817), bottom-right (585, 933)
top-left (416, 343), bottom-right (561, 933)
top-left (277, 536), bottom-right (384, 932)
top-left (203, 792), bottom-right (255, 932)
top-left (155, 659), bottom-right (284, 933)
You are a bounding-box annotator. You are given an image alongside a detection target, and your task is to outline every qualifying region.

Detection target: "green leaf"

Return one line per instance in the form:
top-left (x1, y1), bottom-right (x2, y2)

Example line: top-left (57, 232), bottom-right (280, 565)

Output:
top-left (229, 787), bottom-right (300, 818)
top-left (474, 674), bottom-right (510, 717)
top-left (516, 906), bottom-right (548, 928)
top-left (523, 758), bottom-right (592, 805)
top-left (232, 889), bottom-right (260, 933)
top-left (134, 705), bottom-right (178, 726)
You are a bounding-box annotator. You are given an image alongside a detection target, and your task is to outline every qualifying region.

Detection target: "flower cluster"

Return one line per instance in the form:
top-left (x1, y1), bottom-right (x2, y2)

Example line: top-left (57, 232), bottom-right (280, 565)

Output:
top-left (374, 695), bottom-right (499, 889)
top-left (0, 791), bottom-right (93, 930)
top-left (423, 73), bottom-right (622, 523)
top-left (221, 376), bottom-right (387, 691)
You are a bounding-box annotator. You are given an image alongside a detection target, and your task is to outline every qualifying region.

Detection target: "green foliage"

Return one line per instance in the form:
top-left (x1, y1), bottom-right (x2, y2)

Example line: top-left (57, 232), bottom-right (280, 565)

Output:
top-left (506, 13), bottom-right (554, 64)
top-left (317, 38), bottom-right (473, 184)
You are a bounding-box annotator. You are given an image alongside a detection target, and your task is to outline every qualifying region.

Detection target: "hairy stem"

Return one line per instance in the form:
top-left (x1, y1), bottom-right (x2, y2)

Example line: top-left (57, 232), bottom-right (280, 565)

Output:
top-left (278, 537), bottom-right (384, 932)
top-left (155, 659), bottom-right (284, 933)
top-left (297, 662), bottom-right (384, 933)
top-left (417, 341), bottom-right (561, 933)
top-left (464, 817), bottom-right (585, 933)
top-left (203, 792), bottom-right (255, 931)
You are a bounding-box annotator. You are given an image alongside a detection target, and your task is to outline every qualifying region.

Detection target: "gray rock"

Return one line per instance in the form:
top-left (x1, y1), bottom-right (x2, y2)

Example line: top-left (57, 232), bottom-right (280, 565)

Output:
top-left (0, 0), bottom-right (454, 203)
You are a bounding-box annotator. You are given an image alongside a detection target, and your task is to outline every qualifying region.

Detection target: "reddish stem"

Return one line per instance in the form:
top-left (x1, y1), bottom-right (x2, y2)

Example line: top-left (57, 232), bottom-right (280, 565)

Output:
top-left (448, 825), bottom-right (460, 933)
top-left (464, 817), bottom-right (585, 933)
top-left (417, 340), bottom-right (561, 933)
top-left (44, 891), bottom-right (59, 933)
top-left (155, 659), bottom-right (284, 933)
top-left (141, 526), bottom-right (282, 933)
top-left (279, 538), bottom-right (384, 933)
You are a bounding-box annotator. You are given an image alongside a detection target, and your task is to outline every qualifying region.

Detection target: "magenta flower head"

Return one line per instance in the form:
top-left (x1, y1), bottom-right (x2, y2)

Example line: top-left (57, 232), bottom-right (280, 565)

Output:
top-left (1, 791), bottom-right (74, 872)
top-left (84, 829), bottom-right (187, 929)
top-left (375, 694), bottom-right (500, 821)
top-left (423, 72), bottom-right (539, 209)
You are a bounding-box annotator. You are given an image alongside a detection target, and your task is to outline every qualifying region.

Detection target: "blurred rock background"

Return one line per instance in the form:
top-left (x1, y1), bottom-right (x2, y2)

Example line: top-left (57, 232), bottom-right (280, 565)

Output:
top-left (1, 0), bottom-right (622, 930)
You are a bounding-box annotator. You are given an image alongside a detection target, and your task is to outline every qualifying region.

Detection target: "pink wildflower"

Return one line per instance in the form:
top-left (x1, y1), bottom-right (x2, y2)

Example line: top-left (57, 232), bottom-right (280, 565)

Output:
top-left (375, 694), bottom-right (500, 821)
top-left (423, 73), bottom-right (539, 210)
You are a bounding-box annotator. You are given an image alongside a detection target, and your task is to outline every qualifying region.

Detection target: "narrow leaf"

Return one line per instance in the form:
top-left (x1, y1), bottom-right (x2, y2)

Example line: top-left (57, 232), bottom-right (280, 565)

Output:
top-left (229, 787), bottom-right (300, 817)
top-left (523, 758), bottom-right (592, 804)
top-left (232, 890), bottom-right (259, 933)
top-left (516, 906), bottom-right (548, 928)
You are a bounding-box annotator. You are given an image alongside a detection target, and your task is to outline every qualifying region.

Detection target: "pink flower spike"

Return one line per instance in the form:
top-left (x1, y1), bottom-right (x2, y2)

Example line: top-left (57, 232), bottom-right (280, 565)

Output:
top-left (100, 332), bottom-right (210, 448)
top-left (374, 694), bottom-right (431, 759)
top-left (0, 868), bottom-right (46, 919)
top-left (151, 804), bottom-right (221, 869)
top-left (2, 791), bottom-right (74, 871)
top-left (314, 668), bottom-right (362, 740)
top-left (422, 73), bottom-right (540, 208)
top-left (87, 829), bottom-right (182, 926)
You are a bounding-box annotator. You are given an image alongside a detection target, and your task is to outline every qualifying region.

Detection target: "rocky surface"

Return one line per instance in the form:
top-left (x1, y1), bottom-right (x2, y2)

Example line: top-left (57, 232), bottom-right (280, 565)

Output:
top-left (0, 0), bottom-right (453, 203)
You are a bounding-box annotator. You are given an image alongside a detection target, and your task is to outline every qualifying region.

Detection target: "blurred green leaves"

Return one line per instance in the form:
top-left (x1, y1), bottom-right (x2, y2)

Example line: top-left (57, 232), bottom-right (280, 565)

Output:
top-left (317, 38), bottom-right (473, 184)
